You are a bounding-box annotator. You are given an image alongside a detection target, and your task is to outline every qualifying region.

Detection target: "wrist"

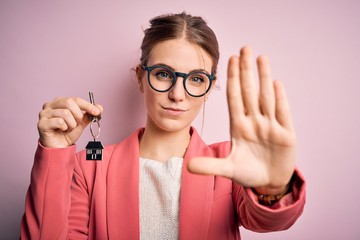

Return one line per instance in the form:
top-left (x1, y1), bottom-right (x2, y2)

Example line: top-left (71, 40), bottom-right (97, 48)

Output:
top-left (252, 183), bottom-right (291, 206)
top-left (254, 184), bottom-right (288, 196)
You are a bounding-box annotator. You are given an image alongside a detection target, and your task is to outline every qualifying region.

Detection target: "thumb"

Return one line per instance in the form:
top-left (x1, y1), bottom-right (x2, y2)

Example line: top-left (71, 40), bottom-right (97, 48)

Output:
top-left (187, 157), bottom-right (233, 178)
top-left (80, 104), bottom-right (104, 128)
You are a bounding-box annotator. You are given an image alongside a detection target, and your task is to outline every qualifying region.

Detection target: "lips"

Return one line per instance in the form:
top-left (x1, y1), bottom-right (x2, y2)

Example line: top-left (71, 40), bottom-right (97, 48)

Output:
top-left (162, 106), bottom-right (187, 116)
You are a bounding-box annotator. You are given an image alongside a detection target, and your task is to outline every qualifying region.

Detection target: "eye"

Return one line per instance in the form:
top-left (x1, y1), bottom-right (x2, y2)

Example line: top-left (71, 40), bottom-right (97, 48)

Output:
top-left (188, 73), bottom-right (207, 85)
top-left (158, 71), bottom-right (170, 78)
top-left (153, 68), bottom-right (173, 80)
top-left (190, 76), bottom-right (204, 83)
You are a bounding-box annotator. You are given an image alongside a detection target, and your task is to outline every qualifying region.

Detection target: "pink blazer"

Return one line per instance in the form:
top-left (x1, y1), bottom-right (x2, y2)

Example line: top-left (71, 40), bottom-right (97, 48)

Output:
top-left (20, 128), bottom-right (306, 240)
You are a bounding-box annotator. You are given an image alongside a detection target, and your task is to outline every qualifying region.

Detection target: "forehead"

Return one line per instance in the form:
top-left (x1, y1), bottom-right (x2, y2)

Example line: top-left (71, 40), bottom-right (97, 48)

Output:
top-left (147, 38), bottom-right (212, 73)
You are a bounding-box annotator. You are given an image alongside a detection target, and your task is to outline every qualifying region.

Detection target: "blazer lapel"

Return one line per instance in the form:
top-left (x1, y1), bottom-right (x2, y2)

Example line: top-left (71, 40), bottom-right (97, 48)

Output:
top-left (179, 128), bottom-right (214, 240)
top-left (106, 129), bottom-right (144, 239)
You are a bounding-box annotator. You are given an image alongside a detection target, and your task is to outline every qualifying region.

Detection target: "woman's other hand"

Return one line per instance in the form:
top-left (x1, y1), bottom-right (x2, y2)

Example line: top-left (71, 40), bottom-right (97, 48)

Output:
top-left (188, 46), bottom-right (296, 194)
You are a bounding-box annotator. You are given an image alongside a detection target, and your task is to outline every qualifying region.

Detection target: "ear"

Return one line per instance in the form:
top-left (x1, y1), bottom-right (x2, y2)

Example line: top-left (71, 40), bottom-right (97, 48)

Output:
top-left (135, 65), bottom-right (144, 93)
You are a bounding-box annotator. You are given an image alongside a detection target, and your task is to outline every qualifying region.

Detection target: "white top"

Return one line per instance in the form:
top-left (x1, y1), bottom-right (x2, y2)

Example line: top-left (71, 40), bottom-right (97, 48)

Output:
top-left (139, 157), bottom-right (184, 240)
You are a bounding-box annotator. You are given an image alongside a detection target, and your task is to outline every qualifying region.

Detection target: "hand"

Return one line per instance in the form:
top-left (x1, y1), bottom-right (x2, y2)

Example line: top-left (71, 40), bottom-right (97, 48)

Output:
top-left (188, 46), bottom-right (296, 194)
top-left (38, 97), bottom-right (103, 148)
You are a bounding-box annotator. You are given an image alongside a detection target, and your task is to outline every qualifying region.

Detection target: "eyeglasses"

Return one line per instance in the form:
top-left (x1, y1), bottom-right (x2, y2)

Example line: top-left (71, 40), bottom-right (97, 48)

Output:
top-left (141, 65), bottom-right (216, 97)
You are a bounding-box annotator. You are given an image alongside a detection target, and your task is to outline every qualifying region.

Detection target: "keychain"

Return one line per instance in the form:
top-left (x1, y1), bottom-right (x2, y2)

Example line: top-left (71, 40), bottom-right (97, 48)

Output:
top-left (85, 92), bottom-right (104, 160)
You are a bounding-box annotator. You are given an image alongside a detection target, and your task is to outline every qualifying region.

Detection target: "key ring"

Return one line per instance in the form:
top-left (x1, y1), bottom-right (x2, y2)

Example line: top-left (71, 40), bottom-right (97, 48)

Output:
top-left (88, 91), bottom-right (101, 141)
top-left (90, 118), bottom-right (101, 141)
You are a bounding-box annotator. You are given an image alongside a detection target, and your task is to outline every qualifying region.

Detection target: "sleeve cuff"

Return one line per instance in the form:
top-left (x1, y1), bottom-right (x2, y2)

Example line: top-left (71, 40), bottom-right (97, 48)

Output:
top-left (245, 168), bottom-right (306, 211)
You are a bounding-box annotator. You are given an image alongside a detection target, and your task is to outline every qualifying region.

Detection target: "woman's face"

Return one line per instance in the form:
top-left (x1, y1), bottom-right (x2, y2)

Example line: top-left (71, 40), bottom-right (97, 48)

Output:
top-left (139, 38), bottom-right (214, 133)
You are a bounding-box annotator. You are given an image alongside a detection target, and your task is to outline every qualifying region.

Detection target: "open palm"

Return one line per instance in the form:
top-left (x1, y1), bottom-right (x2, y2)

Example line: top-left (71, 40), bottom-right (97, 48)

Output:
top-left (188, 46), bottom-right (296, 193)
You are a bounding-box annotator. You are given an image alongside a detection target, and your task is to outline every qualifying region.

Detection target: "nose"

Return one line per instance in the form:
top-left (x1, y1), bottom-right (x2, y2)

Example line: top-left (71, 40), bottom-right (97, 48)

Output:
top-left (168, 77), bottom-right (186, 102)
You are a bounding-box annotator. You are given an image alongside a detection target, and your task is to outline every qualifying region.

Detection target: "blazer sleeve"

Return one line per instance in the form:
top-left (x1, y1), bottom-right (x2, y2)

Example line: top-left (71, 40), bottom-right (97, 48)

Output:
top-left (20, 142), bottom-right (90, 240)
top-left (233, 169), bottom-right (306, 232)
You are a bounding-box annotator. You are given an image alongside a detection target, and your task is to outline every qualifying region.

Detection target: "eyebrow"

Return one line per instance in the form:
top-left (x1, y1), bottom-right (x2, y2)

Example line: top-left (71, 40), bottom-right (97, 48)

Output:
top-left (152, 63), bottom-right (211, 74)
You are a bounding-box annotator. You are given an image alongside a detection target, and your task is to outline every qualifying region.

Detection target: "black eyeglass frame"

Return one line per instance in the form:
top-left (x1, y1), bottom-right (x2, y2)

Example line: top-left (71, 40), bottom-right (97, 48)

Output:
top-left (141, 65), bottom-right (216, 97)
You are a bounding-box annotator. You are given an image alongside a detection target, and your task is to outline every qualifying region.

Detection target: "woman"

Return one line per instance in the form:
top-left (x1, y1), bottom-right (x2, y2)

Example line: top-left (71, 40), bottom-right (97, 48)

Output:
top-left (20, 12), bottom-right (305, 239)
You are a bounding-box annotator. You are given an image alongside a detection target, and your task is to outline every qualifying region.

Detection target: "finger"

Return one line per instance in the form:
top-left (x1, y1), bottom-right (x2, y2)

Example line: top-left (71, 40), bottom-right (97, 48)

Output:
top-left (47, 97), bottom-right (101, 123)
top-left (257, 55), bottom-right (275, 117)
top-left (187, 157), bottom-right (233, 179)
top-left (39, 108), bottom-right (78, 130)
top-left (274, 80), bottom-right (294, 130)
top-left (239, 46), bottom-right (259, 115)
top-left (38, 117), bottom-right (69, 132)
top-left (45, 98), bottom-right (84, 123)
top-left (92, 103), bottom-right (104, 121)
top-left (74, 97), bottom-right (102, 118)
top-left (95, 104), bottom-right (104, 113)
top-left (227, 56), bottom-right (245, 127)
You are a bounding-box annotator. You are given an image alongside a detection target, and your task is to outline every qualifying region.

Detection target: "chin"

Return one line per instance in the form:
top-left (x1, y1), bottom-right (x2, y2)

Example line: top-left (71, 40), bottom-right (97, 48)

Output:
top-left (150, 118), bottom-right (192, 134)
top-left (162, 122), bottom-right (191, 133)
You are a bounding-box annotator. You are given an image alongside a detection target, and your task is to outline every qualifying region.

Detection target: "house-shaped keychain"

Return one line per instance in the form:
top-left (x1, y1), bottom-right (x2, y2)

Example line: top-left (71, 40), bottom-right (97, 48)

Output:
top-left (86, 140), bottom-right (104, 160)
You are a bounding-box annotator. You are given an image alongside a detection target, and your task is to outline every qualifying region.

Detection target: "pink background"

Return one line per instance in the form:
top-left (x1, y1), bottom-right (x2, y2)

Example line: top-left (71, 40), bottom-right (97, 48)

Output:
top-left (1, 0), bottom-right (359, 239)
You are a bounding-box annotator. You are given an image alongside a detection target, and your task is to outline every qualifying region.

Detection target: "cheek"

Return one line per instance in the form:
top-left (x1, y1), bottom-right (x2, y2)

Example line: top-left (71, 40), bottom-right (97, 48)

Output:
top-left (144, 91), bottom-right (155, 108)
top-left (189, 99), bottom-right (205, 115)
top-left (143, 88), bottom-right (161, 113)
top-left (142, 80), bottom-right (153, 99)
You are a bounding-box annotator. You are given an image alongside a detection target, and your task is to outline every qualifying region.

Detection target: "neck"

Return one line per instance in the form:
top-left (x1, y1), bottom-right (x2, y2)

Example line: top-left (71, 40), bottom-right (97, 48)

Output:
top-left (139, 122), bottom-right (191, 162)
